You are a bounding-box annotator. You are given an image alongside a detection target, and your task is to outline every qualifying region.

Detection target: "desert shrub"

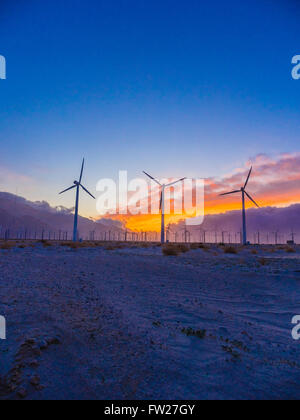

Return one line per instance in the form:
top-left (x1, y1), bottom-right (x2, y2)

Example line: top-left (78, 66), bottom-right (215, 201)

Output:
top-left (224, 246), bottom-right (238, 254)
top-left (105, 244), bottom-right (124, 251)
top-left (286, 246), bottom-right (296, 253)
top-left (60, 241), bottom-right (91, 249)
top-left (68, 242), bottom-right (80, 249)
top-left (105, 245), bottom-right (116, 251)
top-left (190, 243), bottom-right (209, 251)
top-left (0, 243), bottom-right (14, 250)
top-left (259, 257), bottom-right (268, 266)
top-left (76, 242), bottom-right (100, 249)
top-left (162, 244), bottom-right (181, 256)
top-left (136, 243), bottom-right (151, 249)
top-left (181, 327), bottom-right (206, 339)
top-left (177, 244), bottom-right (190, 253)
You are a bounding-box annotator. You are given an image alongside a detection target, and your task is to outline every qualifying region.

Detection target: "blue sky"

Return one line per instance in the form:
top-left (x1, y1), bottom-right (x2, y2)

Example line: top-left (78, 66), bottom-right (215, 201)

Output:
top-left (0, 0), bottom-right (299, 216)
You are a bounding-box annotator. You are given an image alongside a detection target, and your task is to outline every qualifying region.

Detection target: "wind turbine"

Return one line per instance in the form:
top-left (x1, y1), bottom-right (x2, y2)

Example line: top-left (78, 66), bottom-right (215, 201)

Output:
top-left (220, 167), bottom-right (259, 246)
top-left (59, 159), bottom-right (95, 242)
top-left (143, 172), bottom-right (185, 244)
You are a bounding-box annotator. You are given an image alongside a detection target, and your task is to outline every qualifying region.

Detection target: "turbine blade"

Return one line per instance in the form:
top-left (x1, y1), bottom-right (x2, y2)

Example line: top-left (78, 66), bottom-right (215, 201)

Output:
top-left (245, 191), bottom-right (259, 208)
top-left (80, 184), bottom-right (95, 199)
top-left (143, 171), bottom-right (161, 186)
top-left (220, 190), bottom-right (241, 196)
top-left (165, 177), bottom-right (186, 187)
top-left (79, 158), bottom-right (85, 184)
top-left (59, 185), bottom-right (76, 194)
top-left (244, 167), bottom-right (252, 189)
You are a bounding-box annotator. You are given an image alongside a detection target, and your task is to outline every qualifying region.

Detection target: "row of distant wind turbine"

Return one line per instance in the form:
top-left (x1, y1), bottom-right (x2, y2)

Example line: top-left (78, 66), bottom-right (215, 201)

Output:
top-left (59, 160), bottom-right (259, 245)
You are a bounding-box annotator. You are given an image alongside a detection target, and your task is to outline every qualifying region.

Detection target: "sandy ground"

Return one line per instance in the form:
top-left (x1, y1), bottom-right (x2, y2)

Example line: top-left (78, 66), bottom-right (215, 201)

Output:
top-left (0, 242), bottom-right (299, 400)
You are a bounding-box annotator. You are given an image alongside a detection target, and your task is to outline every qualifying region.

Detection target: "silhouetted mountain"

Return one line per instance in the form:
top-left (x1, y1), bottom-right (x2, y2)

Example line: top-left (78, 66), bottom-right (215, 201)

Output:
top-left (0, 192), bottom-right (123, 240)
top-left (1, 191), bottom-right (299, 243)
top-left (170, 204), bottom-right (300, 243)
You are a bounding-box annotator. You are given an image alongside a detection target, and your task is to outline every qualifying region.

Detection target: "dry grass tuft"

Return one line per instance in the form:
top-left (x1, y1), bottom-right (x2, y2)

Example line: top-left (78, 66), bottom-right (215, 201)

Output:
top-left (224, 246), bottom-right (238, 255)
top-left (40, 240), bottom-right (52, 247)
top-left (285, 246), bottom-right (296, 253)
top-left (176, 244), bottom-right (190, 253)
top-left (59, 241), bottom-right (104, 249)
top-left (105, 243), bottom-right (125, 251)
top-left (181, 327), bottom-right (206, 339)
top-left (162, 244), bottom-right (181, 256)
top-left (258, 257), bottom-right (268, 266)
top-left (190, 243), bottom-right (210, 251)
top-left (277, 246), bottom-right (286, 250)
top-left (134, 242), bottom-right (152, 249)
top-left (162, 243), bottom-right (192, 256)
top-left (0, 242), bottom-right (15, 250)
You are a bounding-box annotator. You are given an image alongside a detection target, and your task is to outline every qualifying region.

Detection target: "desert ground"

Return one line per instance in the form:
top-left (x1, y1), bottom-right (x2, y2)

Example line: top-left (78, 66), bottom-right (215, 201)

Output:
top-left (0, 240), bottom-right (299, 400)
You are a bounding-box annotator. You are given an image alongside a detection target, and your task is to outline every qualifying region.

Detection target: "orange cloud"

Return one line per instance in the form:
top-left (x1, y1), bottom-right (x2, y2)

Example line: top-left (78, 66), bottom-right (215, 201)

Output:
top-left (100, 153), bottom-right (300, 232)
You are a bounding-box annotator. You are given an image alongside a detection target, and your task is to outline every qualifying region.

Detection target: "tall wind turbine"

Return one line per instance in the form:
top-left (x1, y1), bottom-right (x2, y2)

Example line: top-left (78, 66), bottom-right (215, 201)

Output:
top-left (59, 159), bottom-right (95, 242)
top-left (143, 172), bottom-right (185, 244)
top-left (220, 167), bottom-right (259, 246)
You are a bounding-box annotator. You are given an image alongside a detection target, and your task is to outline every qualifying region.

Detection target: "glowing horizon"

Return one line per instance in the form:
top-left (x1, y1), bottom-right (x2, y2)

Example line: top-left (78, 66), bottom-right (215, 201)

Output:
top-left (93, 153), bottom-right (300, 232)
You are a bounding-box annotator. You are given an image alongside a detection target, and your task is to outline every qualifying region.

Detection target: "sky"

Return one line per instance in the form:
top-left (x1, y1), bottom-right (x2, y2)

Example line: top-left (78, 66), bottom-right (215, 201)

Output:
top-left (0, 0), bottom-right (300, 228)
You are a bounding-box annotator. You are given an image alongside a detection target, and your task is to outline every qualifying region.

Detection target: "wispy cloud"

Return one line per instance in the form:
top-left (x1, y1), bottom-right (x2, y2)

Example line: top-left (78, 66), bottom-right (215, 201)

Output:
top-left (208, 153), bottom-right (300, 211)
top-left (0, 165), bottom-right (35, 196)
top-left (109, 153), bottom-right (300, 232)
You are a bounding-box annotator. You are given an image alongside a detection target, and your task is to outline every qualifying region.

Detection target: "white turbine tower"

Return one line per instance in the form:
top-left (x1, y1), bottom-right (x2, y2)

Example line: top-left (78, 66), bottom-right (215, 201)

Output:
top-left (143, 171), bottom-right (185, 244)
top-left (220, 167), bottom-right (259, 246)
top-left (59, 159), bottom-right (95, 242)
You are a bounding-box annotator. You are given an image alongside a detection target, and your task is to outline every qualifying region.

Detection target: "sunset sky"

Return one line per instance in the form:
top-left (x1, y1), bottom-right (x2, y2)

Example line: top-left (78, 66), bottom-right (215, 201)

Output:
top-left (0, 0), bottom-right (299, 232)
